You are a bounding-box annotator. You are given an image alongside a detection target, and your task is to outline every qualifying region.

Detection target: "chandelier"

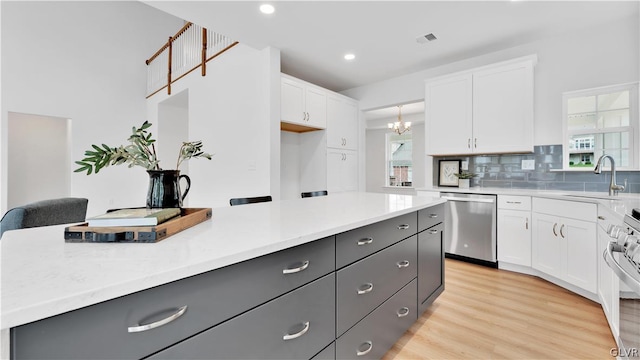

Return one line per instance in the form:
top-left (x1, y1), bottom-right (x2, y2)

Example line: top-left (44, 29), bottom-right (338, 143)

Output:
top-left (388, 105), bottom-right (411, 135)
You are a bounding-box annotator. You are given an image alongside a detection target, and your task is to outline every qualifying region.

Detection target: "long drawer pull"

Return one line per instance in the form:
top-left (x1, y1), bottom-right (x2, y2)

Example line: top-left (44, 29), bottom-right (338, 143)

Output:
top-left (396, 260), bottom-right (410, 268)
top-left (428, 229), bottom-right (438, 234)
top-left (282, 260), bottom-right (310, 274)
top-left (282, 321), bottom-right (310, 341)
top-left (506, 201), bottom-right (522, 204)
top-left (428, 214), bottom-right (438, 218)
top-left (397, 224), bottom-right (410, 230)
top-left (357, 341), bottom-right (373, 356)
top-left (357, 283), bottom-right (374, 295)
top-left (127, 305), bottom-right (187, 333)
top-left (397, 307), bottom-right (410, 318)
top-left (358, 237), bottom-right (373, 246)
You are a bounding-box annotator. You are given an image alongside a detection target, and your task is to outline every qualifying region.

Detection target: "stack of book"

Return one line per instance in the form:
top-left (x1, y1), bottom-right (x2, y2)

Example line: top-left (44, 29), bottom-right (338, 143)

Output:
top-left (86, 208), bottom-right (181, 227)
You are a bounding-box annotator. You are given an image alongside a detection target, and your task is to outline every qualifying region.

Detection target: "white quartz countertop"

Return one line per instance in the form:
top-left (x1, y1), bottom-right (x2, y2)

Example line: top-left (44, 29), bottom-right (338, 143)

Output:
top-left (0, 192), bottom-right (444, 329)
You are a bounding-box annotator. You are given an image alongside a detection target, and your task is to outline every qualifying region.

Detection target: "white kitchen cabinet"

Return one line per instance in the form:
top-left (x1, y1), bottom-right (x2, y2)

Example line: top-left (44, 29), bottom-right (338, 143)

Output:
top-left (326, 95), bottom-right (358, 151)
top-left (531, 198), bottom-right (597, 293)
top-left (281, 75), bottom-right (327, 131)
top-left (327, 149), bottom-right (357, 193)
top-left (497, 196), bottom-right (531, 267)
top-left (425, 56), bottom-right (535, 156)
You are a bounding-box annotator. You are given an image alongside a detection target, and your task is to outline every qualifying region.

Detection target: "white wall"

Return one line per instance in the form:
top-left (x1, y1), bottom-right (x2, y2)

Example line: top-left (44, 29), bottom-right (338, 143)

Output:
top-left (7, 113), bottom-right (71, 208)
top-left (146, 44), bottom-right (275, 208)
top-left (343, 15), bottom-right (639, 147)
top-left (1, 1), bottom-right (184, 216)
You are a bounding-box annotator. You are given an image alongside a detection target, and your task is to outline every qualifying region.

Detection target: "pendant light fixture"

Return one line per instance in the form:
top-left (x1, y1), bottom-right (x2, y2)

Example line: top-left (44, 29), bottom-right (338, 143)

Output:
top-left (388, 105), bottom-right (411, 135)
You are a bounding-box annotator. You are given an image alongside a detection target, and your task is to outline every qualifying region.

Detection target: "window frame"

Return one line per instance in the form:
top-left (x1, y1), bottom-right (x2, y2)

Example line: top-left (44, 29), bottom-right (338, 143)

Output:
top-left (385, 132), bottom-right (413, 187)
top-left (562, 82), bottom-right (639, 170)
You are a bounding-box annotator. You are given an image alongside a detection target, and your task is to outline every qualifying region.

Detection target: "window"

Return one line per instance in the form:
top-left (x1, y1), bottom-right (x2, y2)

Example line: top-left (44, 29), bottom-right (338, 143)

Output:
top-left (386, 133), bottom-right (412, 186)
top-left (563, 82), bottom-right (639, 169)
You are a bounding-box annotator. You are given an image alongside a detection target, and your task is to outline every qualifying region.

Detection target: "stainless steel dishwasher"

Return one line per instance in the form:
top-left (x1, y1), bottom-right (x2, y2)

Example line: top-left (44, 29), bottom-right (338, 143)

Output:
top-left (440, 192), bottom-right (497, 267)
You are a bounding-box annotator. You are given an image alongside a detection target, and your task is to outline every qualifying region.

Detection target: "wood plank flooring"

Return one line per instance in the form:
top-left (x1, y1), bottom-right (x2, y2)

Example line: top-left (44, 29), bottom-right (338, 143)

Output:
top-left (383, 259), bottom-right (616, 359)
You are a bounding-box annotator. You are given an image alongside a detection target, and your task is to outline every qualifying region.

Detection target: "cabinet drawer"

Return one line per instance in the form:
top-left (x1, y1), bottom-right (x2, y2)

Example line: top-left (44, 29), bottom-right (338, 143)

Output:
top-left (336, 279), bottom-right (417, 360)
top-left (533, 197), bottom-right (596, 221)
top-left (150, 274), bottom-right (336, 360)
top-left (311, 342), bottom-right (335, 360)
top-left (11, 236), bottom-right (335, 360)
top-left (498, 195), bottom-right (531, 211)
top-left (336, 212), bottom-right (417, 268)
top-left (336, 236), bottom-right (417, 336)
top-left (418, 203), bottom-right (444, 232)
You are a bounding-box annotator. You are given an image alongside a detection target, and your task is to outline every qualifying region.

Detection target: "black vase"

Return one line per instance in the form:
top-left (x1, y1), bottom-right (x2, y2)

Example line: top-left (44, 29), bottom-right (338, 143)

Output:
top-left (146, 170), bottom-right (191, 208)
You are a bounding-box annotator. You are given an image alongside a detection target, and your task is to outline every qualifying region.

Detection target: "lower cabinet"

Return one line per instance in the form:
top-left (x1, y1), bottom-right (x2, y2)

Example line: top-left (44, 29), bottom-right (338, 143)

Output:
top-left (418, 222), bottom-right (444, 314)
top-left (336, 280), bottom-right (417, 359)
top-left (149, 274), bottom-right (336, 360)
top-left (327, 149), bottom-right (358, 193)
top-left (531, 198), bottom-right (597, 293)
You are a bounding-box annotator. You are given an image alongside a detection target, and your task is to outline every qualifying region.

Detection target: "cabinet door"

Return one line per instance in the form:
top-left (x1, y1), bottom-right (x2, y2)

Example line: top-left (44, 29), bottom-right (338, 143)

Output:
top-left (531, 213), bottom-right (563, 279)
top-left (418, 223), bottom-right (444, 314)
top-left (327, 149), bottom-right (358, 193)
top-left (281, 77), bottom-right (306, 125)
top-left (342, 150), bottom-right (358, 192)
top-left (305, 87), bottom-right (327, 129)
top-left (425, 73), bottom-right (473, 155)
top-left (497, 209), bottom-right (531, 266)
top-left (472, 61), bottom-right (533, 153)
top-left (598, 223), bottom-right (619, 334)
top-left (327, 96), bottom-right (358, 150)
top-left (564, 217), bottom-right (597, 293)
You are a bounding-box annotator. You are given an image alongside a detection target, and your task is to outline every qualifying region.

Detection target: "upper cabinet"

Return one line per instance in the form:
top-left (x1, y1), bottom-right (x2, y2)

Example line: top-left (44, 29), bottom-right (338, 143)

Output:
top-left (281, 75), bottom-right (327, 132)
top-left (327, 95), bottom-right (359, 151)
top-left (425, 56), bottom-right (536, 156)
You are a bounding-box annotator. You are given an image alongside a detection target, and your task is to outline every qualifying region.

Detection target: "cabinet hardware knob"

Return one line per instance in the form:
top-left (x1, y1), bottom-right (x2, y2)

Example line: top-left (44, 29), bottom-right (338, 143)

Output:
top-left (560, 224), bottom-right (565, 238)
top-left (397, 224), bottom-right (410, 230)
top-left (396, 260), bottom-right (410, 268)
top-left (357, 237), bottom-right (373, 246)
top-left (282, 260), bottom-right (310, 274)
top-left (397, 307), bottom-right (410, 318)
top-left (356, 341), bottom-right (373, 356)
top-left (428, 229), bottom-right (438, 234)
top-left (429, 214), bottom-right (438, 218)
top-left (357, 283), bottom-right (374, 295)
top-left (127, 305), bottom-right (188, 333)
top-left (552, 223), bottom-right (558, 237)
top-left (282, 321), bottom-right (310, 341)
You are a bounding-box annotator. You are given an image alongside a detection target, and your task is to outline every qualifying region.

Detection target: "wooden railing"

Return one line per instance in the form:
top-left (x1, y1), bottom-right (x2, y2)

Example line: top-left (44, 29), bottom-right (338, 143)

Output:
top-left (146, 22), bottom-right (238, 98)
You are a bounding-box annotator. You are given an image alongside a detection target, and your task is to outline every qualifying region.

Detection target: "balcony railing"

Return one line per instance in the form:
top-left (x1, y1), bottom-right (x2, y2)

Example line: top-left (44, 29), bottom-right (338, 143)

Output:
top-left (146, 22), bottom-right (238, 98)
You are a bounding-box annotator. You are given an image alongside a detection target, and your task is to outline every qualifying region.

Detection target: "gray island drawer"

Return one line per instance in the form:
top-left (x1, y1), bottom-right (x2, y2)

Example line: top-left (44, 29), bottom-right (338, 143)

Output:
top-left (418, 203), bottom-right (444, 232)
top-left (11, 236), bottom-right (335, 360)
top-left (336, 212), bottom-right (417, 269)
top-left (336, 235), bottom-right (417, 336)
top-left (149, 274), bottom-right (336, 360)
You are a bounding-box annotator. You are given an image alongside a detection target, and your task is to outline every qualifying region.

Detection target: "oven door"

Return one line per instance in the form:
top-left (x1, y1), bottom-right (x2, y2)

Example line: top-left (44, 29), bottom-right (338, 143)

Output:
top-left (605, 242), bottom-right (640, 359)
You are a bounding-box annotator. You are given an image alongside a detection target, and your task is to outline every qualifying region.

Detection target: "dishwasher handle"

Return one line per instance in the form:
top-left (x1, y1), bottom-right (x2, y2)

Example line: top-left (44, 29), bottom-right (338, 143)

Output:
top-left (441, 196), bottom-right (495, 204)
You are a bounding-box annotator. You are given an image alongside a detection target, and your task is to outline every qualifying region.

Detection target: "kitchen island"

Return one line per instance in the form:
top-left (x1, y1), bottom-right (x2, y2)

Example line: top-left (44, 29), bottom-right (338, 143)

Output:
top-left (1, 192), bottom-right (446, 359)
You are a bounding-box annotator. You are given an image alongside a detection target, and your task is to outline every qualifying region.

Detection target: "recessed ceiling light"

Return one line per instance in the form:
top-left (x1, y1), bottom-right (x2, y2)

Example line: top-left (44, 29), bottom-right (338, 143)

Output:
top-left (344, 53), bottom-right (356, 61)
top-left (259, 4), bottom-right (275, 14)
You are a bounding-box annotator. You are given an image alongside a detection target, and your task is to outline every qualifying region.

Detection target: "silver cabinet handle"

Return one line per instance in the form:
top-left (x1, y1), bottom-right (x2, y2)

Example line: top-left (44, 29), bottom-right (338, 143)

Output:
top-left (305, 112), bottom-right (310, 121)
top-left (396, 260), bottom-right (410, 268)
top-left (598, 216), bottom-right (606, 220)
top-left (282, 260), bottom-right (310, 274)
top-left (552, 223), bottom-right (558, 237)
top-left (397, 224), bottom-right (410, 230)
top-left (506, 201), bottom-right (522, 204)
top-left (302, 112), bottom-right (306, 121)
top-left (358, 237), bottom-right (373, 246)
top-left (397, 307), bottom-right (410, 318)
top-left (474, 138), bottom-right (477, 148)
top-left (282, 321), bottom-right (310, 341)
top-left (357, 341), bottom-right (373, 356)
top-left (468, 138), bottom-right (471, 149)
top-left (526, 217), bottom-right (529, 230)
top-left (429, 214), bottom-right (438, 218)
top-left (127, 305), bottom-right (187, 333)
top-left (428, 229), bottom-right (438, 234)
top-left (560, 224), bottom-right (565, 238)
top-left (357, 283), bottom-right (374, 295)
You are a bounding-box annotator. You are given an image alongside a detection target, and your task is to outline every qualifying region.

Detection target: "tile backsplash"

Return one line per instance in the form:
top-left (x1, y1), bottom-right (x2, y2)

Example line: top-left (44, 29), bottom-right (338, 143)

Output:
top-left (434, 145), bottom-right (640, 193)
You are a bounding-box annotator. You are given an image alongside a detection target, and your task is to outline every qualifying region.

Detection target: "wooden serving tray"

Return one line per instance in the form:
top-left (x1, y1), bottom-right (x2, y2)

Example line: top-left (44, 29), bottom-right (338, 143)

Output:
top-left (64, 208), bottom-right (212, 243)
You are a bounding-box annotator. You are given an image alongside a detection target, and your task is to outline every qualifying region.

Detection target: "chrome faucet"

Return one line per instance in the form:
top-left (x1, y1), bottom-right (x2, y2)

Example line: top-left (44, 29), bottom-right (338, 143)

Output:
top-left (594, 154), bottom-right (626, 196)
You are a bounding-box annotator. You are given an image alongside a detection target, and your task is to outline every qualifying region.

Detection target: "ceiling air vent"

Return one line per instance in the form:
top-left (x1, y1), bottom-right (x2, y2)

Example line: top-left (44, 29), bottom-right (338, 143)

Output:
top-left (416, 33), bottom-right (437, 44)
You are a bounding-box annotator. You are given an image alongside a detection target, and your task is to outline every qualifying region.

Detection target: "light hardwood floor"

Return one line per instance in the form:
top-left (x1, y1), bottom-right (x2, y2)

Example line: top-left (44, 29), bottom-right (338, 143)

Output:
top-left (383, 259), bottom-right (616, 360)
